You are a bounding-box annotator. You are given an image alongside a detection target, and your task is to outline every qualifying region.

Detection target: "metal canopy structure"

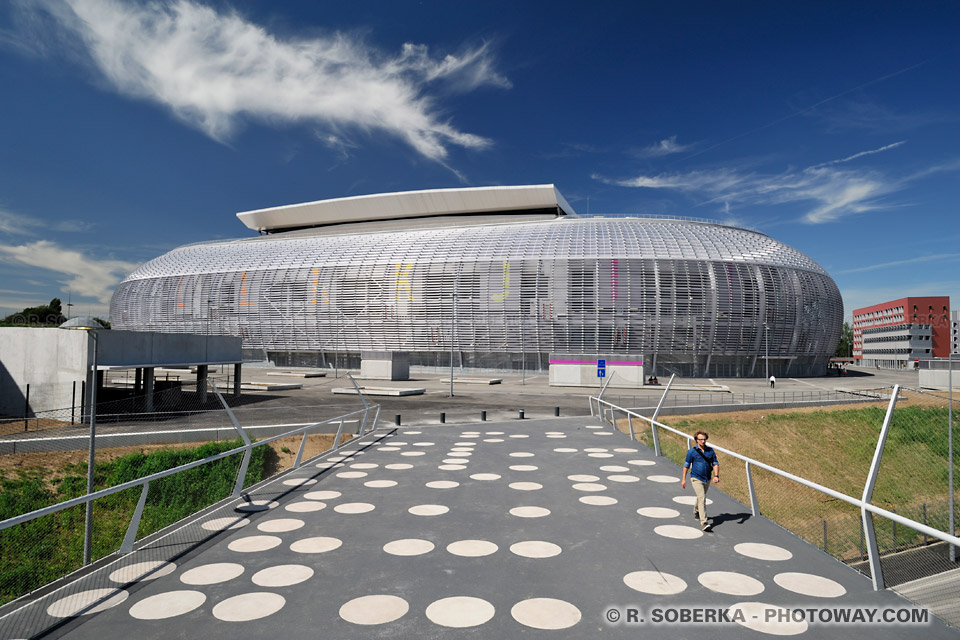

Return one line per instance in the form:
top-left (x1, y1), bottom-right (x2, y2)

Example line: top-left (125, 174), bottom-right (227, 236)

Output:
top-left (112, 186), bottom-right (843, 377)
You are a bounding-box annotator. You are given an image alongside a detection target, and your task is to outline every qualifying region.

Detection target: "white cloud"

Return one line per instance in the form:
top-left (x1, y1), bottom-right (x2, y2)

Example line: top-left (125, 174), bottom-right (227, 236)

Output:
top-left (630, 135), bottom-right (692, 158)
top-left (19, 0), bottom-right (508, 161)
top-left (594, 143), bottom-right (929, 224)
top-left (0, 207), bottom-right (94, 235)
top-left (0, 240), bottom-right (137, 304)
top-left (836, 253), bottom-right (960, 275)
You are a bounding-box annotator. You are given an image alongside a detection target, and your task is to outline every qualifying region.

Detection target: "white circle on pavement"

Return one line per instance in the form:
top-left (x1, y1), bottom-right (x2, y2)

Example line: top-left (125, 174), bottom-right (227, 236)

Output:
top-left (257, 518), bottom-right (305, 533)
top-left (286, 501), bottom-right (326, 513)
top-left (470, 473), bottom-right (501, 481)
top-left (377, 446), bottom-right (400, 452)
top-left (580, 495), bottom-right (618, 506)
top-left (584, 448), bottom-right (608, 453)
top-left (509, 482), bottom-right (543, 491)
top-left (553, 447), bottom-right (577, 453)
top-left (568, 474), bottom-right (599, 482)
top-left (201, 517), bottom-right (249, 531)
top-left (387, 442), bottom-right (408, 446)
top-left (334, 502), bottom-right (375, 514)
top-left (510, 465), bottom-right (538, 471)
top-left (384, 539), bottom-right (435, 556)
top-left (180, 563), bottom-right (244, 585)
top-left (510, 434), bottom-right (530, 438)
top-left (735, 543), bottom-right (793, 561)
top-left (454, 441), bottom-right (476, 446)
top-left (385, 463), bottom-right (413, 470)
top-left (228, 535), bottom-right (282, 552)
top-left (291, 536), bottom-right (342, 553)
top-left (673, 495), bottom-right (713, 506)
top-left (483, 438), bottom-right (505, 443)
top-left (654, 525), bottom-right (704, 540)
top-left (593, 432), bottom-right (613, 436)
top-left (447, 540), bottom-right (498, 557)
top-left (614, 448), bottom-right (639, 453)
top-left (509, 452), bottom-right (535, 458)
top-left (647, 475), bottom-right (680, 483)
top-left (305, 490), bottom-right (341, 500)
top-left (600, 465), bottom-right (630, 472)
top-left (510, 541), bottom-right (561, 558)
top-left (448, 452), bottom-right (472, 457)
top-left (47, 589), bottom-right (129, 618)
top-left (327, 456), bottom-right (347, 461)
top-left (774, 573), bottom-right (846, 597)
top-left (584, 425), bottom-right (602, 429)
top-left (546, 434), bottom-right (567, 438)
top-left (461, 434), bottom-right (480, 438)
top-left (339, 595), bottom-right (409, 625)
top-left (109, 561), bottom-right (176, 584)
top-left (127, 590), bottom-right (202, 620)
top-left (401, 451), bottom-right (426, 457)
top-left (451, 447), bottom-right (474, 452)
top-left (282, 478), bottom-right (317, 487)
top-left (427, 480), bottom-right (459, 489)
top-left (365, 480), bottom-right (398, 488)
top-left (350, 463), bottom-right (378, 469)
top-left (486, 431), bottom-right (505, 435)
top-left (252, 565), bottom-right (314, 587)
top-left (235, 500), bottom-right (279, 513)
top-left (443, 458), bottom-right (470, 464)
top-left (623, 571), bottom-right (687, 594)
top-left (439, 464), bottom-right (467, 470)
top-left (699, 571), bottom-right (765, 596)
top-left (510, 506), bottom-right (551, 518)
top-left (588, 453), bottom-right (614, 458)
top-left (608, 474), bottom-right (640, 483)
top-left (637, 507), bottom-right (680, 518)
top-left (545, 431), bottom-right (564, 435)
top-left (403, 431), bottom-right (422, 435)
top-left (413, 442), bottom-right (435, 447)
top-left (426, 596), bottom-right (495, 628)
top-left (409, 504), bottom-right (449, 516)
top-left (572, 483), bottom-right (607, 492)
top-left (628, 459), bottom-right (655, 466)
top-left (511, 598), bottom-right (581, 629)
top-left (727, 602), bottom-right (808, 635)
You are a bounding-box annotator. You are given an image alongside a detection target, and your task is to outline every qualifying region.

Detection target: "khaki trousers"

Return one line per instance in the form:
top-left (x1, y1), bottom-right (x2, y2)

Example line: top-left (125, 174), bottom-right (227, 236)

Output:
top-left (691, 478), bottom-right (709, 526)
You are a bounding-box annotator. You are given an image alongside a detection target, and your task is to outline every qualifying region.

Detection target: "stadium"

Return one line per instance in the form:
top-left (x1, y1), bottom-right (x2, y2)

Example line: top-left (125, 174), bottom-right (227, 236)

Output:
top-left (110, 185), bottom-right (843, 377)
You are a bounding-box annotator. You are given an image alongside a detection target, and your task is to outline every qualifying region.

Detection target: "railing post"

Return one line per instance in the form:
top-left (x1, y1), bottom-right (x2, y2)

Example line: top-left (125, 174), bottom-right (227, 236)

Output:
top-left (861, 384), bottom-right (900, 590)
top-left (649, 373), bottom-right (676, 457)
top-left (333, 419), bottom-right (345, 451)
top-left (627, 412), bottom-right (635, 441)
top-left (121, 481), bottom-right (150, 553)
top-left (745, 461), bottom-right (759, 516)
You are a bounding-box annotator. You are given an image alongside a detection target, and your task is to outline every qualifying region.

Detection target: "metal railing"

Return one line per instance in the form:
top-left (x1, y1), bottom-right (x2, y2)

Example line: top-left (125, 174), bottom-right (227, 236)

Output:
top-left (591, 382), bottom-right (960, 591)
top-left (0, 376), bottom-right (380, 562)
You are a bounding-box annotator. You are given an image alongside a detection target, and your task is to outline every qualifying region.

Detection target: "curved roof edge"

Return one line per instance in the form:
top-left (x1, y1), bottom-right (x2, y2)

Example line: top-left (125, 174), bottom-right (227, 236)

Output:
top-left (236, 184), bottom-right (577, 233)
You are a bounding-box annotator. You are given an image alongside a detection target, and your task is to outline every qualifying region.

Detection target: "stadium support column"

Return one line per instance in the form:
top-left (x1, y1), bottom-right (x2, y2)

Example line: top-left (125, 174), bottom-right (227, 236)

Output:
top-left (233, 363), bottom-right (242, 397)
top-left (197, 365), bottom-right (208, 403)
top-left (144, 367), bottom-right (155, 413)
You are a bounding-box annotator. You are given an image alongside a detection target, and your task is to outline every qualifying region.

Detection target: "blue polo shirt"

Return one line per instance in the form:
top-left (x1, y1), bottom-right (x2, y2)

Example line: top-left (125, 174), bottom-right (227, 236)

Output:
top-left (684, 446), bottom-right (718, 482)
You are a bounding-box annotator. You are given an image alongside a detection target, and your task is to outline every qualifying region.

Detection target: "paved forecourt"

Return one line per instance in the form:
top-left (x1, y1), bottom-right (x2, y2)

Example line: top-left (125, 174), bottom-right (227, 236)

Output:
top-left (16, 417), bottom-right (959, 639)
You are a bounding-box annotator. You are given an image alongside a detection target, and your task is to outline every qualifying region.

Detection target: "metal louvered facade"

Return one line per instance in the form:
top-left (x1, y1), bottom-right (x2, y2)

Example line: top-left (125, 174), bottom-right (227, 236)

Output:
top-left (110, 215), bottom-right (843, 377)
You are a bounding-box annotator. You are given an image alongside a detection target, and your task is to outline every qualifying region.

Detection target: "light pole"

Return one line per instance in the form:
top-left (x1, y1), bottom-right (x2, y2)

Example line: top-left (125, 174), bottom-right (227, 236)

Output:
top-left (950, 354), bottom-right (955, 562)
top-left (449, 291), bottom-right (456, 398)
top-left (764, 322), bottom-right (770, 381)
top-left (60, 316), bottom-right (104, 566)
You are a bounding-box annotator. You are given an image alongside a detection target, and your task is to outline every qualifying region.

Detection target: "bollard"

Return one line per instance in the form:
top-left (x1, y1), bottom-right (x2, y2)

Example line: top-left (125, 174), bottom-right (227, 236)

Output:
top-left (481, 410), bottom-right (487, 421)
top-left (519, 409), bottom-right (525, 420)
top-left (554, 406), bottom-right (560, 416)
top-left (395, 414), bottom-right (401, 426)
top-left (440, 412), bottom-right (446, 424)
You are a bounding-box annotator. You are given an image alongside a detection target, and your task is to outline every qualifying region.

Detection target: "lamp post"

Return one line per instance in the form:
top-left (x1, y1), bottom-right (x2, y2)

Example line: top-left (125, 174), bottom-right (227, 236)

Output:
top-left (449, 291), bottom-right (456, 398)
top-left (60, 316), bottom-right (104, 566)
top-left (764, 322), bottom-right (770, 381)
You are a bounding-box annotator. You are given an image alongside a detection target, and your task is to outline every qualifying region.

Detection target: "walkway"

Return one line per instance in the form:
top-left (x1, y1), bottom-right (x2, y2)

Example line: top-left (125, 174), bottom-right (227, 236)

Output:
top-left (4, 417), bottom-right (958, 639)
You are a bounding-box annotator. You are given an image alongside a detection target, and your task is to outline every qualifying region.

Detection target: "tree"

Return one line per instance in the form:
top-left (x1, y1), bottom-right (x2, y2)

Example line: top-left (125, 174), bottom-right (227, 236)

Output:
top-left (834, 321), bottom-right (853, 358)
top-left (1, 298), bottom-right (67, 326)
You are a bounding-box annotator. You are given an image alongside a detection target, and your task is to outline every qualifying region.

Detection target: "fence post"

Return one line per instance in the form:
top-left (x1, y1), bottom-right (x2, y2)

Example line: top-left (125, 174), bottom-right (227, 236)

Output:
top-left (627, 413), bottom-right (635, 441)
top-left (860, 384), bottom-right (900, 590)
top-left (72, 380), bottom-right (77, 426)
top-left (24, 384), bottom-right (29, 432)
top-left (649, 374), bottom-right (676, 457)
top-left (121, 482), bottom-right (150, 553)
top-left (745, 462), bottom-right (759, 516)
top-left (823, 520), bottom-right (828, 554)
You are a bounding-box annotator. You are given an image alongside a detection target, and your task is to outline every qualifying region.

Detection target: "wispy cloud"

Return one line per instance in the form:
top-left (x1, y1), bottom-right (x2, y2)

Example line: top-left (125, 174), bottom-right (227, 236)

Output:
top-left (12, 0), bottom-right (509, 161)
top-left (0, 240), bottom-right (138, 303)
top-left (836, 253), bottom-right (960, 275)
top-left (629, 135), bottom-right (692, 158)
top-left (593, 143), bottom-right (943, 224)
top-left (811, 97), bottom-right (958, 134)
top-left (0, 207), bottom-right (95, 235)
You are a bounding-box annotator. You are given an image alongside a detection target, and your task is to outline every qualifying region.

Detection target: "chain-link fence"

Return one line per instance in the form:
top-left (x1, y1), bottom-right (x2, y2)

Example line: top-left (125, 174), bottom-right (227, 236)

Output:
top-left (0, 377), bottom-right (376, 611)
top-left (601, 381), bottom-right (959, 626)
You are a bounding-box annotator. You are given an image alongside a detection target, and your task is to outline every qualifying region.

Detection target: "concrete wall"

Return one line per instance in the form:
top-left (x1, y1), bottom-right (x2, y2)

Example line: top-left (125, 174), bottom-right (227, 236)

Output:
top-left (919, 369), bottom-right (958, 391)
top-left (549, 362), bottom-right (644, 388)
top-left (360, 351), bottom-right (409, 381)
top-left (96, 331), bottom-right (241, 367)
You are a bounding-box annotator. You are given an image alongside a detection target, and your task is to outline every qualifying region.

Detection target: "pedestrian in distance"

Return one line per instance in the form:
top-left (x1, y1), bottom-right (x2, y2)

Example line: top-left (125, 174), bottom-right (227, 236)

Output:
top-left (681, 430), bottom-right (719, 531)
top-left (769, 374), bottom-right (775, 388)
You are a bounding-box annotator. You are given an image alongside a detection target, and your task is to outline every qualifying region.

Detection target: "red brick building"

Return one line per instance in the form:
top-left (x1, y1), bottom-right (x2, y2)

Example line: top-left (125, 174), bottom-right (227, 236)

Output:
top-left (852, 296), bottom-right (951, 369)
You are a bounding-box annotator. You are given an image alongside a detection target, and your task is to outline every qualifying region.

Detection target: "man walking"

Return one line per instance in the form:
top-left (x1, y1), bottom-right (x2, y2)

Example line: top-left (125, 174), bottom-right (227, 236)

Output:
top-left (769, 375), bottom-right (776, 389)
top-left (681, 430), bottom-right (720, 531)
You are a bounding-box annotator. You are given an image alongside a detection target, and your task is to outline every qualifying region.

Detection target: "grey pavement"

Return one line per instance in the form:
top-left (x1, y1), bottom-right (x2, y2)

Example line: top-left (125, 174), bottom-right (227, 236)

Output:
top-left (4, 414), bottom-right (957, 639)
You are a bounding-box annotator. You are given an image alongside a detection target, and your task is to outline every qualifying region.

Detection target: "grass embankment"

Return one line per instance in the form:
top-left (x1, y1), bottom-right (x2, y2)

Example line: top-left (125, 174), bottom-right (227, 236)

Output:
top-left (0, 432), bottom-right (349, 606)
top-left (618, 402), bottom-right (959, 561)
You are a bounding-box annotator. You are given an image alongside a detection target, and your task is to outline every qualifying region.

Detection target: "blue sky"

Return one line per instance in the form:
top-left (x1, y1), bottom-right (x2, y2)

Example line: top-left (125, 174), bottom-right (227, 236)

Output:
top-left (0, 0), bottom-right (958, 321)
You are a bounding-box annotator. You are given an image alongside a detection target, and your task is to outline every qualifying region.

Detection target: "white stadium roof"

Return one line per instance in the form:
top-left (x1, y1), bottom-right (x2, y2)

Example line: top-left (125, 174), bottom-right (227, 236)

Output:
top-left (236, 184), bottom-right (576, 233)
